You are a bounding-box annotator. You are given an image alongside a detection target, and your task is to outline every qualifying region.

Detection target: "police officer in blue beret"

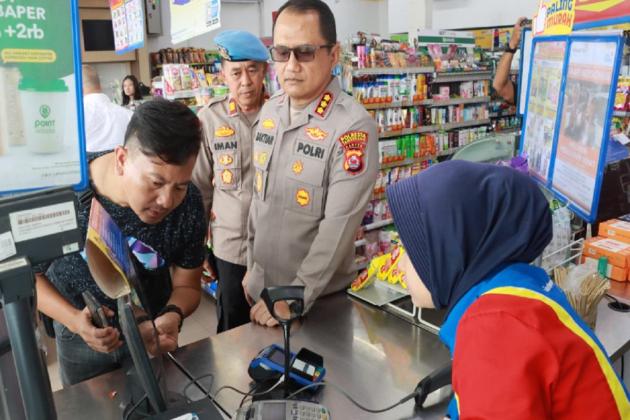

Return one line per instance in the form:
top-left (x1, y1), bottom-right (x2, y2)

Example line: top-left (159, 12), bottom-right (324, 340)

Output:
top-left (192, 30), bottom-right (269, 332)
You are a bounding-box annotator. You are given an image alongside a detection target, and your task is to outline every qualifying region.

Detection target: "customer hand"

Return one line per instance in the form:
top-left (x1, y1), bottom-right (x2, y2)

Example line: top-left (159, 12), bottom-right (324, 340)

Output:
top-left (510, 17), bottom-right (527, 49)
top-left (242, 271), bottom-right (254, 306)
top-left (250, 300), bottom-right (291, 327)
top-left (139, 312), bottom-right (181, 355)
top-left (72, 306), bottom-right (122, 353)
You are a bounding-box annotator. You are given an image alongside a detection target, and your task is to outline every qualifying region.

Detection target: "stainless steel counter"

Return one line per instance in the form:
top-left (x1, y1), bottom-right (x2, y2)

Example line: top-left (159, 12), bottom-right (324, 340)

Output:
top-left (52, 356), bottom-right (199, 419)
top-left (53, 290), bottom-right (629, 419)
top-left (172, 293), bottom-right (450, 419)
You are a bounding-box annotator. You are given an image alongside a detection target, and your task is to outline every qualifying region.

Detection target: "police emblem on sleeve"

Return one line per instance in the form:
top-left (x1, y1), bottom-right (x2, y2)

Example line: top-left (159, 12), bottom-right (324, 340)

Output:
top-left (338, 131), bottom-right (368, 175)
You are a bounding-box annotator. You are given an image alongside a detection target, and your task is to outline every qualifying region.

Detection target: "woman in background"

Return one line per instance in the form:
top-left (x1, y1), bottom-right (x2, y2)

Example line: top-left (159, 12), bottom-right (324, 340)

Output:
top-left (121, 75), bottom-right (144, 110)
top-left (387, 160), bottom-right (629, 419)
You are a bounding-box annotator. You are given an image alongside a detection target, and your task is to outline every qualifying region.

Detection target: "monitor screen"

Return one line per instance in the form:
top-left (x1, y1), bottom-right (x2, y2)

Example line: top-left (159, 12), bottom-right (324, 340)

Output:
top-left (118, 296), bottom-right (167, 414)
top-left (82, 20), bottom-right (116, 51)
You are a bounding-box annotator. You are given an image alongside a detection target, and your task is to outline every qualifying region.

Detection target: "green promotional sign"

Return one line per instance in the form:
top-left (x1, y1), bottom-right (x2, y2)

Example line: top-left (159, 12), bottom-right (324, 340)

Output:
top-left (0, 0), bottom-right (88, 194)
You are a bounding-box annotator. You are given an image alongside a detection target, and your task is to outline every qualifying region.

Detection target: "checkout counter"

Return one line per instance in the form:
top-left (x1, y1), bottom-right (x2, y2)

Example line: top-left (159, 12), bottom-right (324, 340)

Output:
top-left (53, 288), bottom-right (630, 419)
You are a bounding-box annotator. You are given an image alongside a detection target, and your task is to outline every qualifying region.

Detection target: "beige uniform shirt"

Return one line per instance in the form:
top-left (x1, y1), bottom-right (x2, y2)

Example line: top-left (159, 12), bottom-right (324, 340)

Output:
top-left (192, 96), bottom-right (259, 266)
top-left (247, 78), bottom-right (378, 311)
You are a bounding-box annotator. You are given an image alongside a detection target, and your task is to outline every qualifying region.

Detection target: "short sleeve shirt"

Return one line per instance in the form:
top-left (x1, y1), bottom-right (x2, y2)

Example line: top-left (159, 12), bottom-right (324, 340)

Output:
top-left (38, 152), bottom-right (205, 316)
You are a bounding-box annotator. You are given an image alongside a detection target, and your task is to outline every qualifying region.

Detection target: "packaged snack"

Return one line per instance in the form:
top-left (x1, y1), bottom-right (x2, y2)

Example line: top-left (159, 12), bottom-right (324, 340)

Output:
top-left (180, 64), bottom-right (194, 90)
top-left (599, 219), bottom-right (630, 244)
top-left (583, 237), bottom-right (630, 268)
top-left (351, 269), bottom-right (376, 291)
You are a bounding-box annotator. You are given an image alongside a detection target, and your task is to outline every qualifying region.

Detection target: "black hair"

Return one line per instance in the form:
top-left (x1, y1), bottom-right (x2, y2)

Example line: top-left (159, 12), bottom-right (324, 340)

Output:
top-left (274, 0), bottom-right (337, 45)
top-left (121, 75), bottom-right (143, 105)
top-left (124, 98), bottom-right (202, 165)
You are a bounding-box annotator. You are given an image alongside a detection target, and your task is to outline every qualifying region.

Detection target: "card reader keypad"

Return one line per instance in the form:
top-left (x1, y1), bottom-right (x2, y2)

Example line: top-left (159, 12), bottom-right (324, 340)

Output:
top-left (288, 401), bottom-right (329, 420)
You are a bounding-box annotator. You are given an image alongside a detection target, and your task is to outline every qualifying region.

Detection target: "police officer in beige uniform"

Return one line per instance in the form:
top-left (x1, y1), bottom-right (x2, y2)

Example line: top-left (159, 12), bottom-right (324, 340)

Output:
top-left (192, 30), bottom-right (269, 332)
top-left (245, 0), bottom-right (378, 326)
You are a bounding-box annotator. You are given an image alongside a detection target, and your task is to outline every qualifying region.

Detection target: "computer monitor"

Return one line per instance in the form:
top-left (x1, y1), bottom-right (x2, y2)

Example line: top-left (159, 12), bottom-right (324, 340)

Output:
top-left (117, 296), bottom-right (224, 420)
top-left (117, 296), bottom-right (167, 415)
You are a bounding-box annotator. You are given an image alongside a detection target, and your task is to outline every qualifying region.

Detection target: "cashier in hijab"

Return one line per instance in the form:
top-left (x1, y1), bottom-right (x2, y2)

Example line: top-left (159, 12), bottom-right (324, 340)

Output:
top-left (387, 160), bottom-right (630, 419)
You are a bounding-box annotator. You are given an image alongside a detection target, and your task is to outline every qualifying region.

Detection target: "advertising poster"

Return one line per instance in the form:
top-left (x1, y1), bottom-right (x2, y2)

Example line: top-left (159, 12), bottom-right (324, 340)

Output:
top-left (110, 0), bottom-right (145, 54)
top-left (574, 0), bottom-right (630, 29)
top-left (0, 0), bottom-right (87, 194)
top-left (534, 0), bottom-right (576, 36)
top-left (170, 0), bottom-right (221, 45)
top-left (551, 39), bottom-right (619, 217)
top-left (522, 40), bottom-right (566, 181)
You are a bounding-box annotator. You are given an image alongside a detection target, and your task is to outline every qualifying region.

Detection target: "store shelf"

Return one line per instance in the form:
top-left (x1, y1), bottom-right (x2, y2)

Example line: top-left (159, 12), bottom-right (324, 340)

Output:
top-left (431, 70), bottom-right (493, 83)
top-left (165, 89), bottom-right (198, 100)
top-left (376, 279), bottom-right (409, 296)
top-left (613, 110), bottom-right (630, 118)
top-left (429, 96), bottom-right (491, 107)
top-left (494, 126), bottom-right (521, 134)
top-left (489, 110), bottom-right (517, 118)
top-left (379, 156), bottom-right (437, 169)
top-left (438, 118), bottom-right (492, 131)
top-left (379, 125), bottom-right (439, 139)
top-left (353, 66), bottom-right (434, 76)
top-left (363, 99), bottom-right (432, 110)
top-left (363, 218), bottom-right (394, 232)
top-left (155, 62), bottom-right (209, 68)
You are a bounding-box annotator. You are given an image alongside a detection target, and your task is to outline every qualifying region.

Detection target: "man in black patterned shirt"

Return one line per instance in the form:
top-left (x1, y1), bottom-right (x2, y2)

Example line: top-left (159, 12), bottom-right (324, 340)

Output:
top-left (35, 99), bottom-right (206, 386)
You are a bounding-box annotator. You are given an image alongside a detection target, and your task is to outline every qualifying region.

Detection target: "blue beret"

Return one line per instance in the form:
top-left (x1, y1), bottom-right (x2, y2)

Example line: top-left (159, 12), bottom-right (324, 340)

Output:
top-left (214, 30), bottom-right (269, 62)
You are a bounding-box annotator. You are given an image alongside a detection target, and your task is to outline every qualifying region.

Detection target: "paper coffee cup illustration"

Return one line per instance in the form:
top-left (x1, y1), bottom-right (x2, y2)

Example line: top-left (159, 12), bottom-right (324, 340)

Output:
top-left (19, 78), bottom-right (68, 154)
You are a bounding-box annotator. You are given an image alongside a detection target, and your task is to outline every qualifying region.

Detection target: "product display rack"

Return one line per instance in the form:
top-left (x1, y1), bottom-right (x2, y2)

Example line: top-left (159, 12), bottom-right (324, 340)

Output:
top-left (349, 62), bottom-right (498, 270)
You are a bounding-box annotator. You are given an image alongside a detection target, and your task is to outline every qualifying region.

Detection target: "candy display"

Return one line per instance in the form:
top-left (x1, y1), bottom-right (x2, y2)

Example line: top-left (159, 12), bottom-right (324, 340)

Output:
top-left (351, 244), bottom-right (408, 292)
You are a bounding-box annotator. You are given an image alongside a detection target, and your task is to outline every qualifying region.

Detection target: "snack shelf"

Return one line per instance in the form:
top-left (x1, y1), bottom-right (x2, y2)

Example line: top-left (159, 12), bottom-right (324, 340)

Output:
top-left (353, 66), bottom-right (435, 76)
top-left (431, 70), bottom-right (493, 83)
top-left (429, 96), bottom-right (491, 107)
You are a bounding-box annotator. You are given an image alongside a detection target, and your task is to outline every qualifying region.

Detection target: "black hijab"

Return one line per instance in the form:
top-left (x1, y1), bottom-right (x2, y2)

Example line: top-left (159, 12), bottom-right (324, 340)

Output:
top-left (387, 160), bottom-right (552, 310)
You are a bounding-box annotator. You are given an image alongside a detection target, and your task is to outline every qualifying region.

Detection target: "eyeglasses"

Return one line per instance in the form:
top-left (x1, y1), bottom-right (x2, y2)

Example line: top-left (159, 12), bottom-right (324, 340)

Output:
top-left (269, 44), bottom-right (334, 63)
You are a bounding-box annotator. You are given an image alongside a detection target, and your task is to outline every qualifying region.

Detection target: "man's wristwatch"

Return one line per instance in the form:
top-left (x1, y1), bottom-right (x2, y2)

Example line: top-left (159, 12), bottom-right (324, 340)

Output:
top-left (505, 44), bottom-right (518, 54)
top-left (158, 304), bottom-right (184, 331)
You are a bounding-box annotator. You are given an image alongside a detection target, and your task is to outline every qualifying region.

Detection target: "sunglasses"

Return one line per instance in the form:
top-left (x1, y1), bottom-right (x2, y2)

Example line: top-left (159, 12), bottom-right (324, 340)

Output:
top-left (269, 44), bottom-right (334, 62)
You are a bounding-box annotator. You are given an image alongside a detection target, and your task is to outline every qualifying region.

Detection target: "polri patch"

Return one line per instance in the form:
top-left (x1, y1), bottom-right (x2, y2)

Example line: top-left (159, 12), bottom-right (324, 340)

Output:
top-left (338, 130), bottom-right (368, 175)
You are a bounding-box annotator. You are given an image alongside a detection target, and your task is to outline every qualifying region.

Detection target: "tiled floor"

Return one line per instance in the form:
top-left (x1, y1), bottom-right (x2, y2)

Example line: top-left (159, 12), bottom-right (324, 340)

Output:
top-left (46, 293), bottom-right (218, 392)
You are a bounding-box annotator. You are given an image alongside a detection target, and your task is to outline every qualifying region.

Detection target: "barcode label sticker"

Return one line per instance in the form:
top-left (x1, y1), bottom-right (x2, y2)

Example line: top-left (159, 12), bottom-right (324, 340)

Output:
top-left (62, 242), bottom-right (80, 255)
top-left (0, 231), bottom-right (17, 262)
top-left (9, 201), bottom-right (77, 243)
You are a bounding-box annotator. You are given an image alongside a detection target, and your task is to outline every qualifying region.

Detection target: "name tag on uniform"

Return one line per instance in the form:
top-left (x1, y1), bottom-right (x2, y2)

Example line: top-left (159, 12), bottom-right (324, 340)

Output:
top-left (295, 141), bottom-right (325, 160)
top-left (215, 141), bottom-right (238, 151)
top-left (255, 132), bottom-right (274, 145)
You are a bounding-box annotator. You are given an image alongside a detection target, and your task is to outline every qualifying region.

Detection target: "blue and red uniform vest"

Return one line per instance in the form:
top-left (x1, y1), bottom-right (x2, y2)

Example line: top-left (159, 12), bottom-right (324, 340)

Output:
top-left (439, 263), bottom-right (630, 419)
